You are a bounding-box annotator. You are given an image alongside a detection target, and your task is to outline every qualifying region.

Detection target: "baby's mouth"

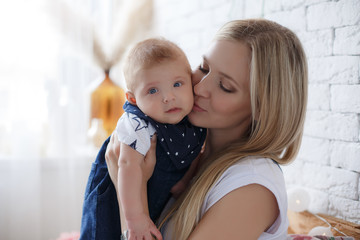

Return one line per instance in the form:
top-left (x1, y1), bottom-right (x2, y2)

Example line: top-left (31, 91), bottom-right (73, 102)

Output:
top-left (166, 107), bottom-right (181, 113)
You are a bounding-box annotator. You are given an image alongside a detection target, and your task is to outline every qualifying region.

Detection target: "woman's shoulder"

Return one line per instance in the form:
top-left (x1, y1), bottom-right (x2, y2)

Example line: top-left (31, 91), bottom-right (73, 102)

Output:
top-left (213, 156), bottom-right (286, 202)
top-left (219, 156), bottom-right (284, 183)
top-left (202, 156), bottom-right (289, 239)
top-left (213, 155), bottom-right (287, 208)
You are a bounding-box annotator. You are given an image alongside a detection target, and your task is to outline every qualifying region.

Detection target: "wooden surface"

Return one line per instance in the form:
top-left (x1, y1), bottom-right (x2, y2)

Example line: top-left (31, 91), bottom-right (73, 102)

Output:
top-left (288, 210), bottom-right (360, 239)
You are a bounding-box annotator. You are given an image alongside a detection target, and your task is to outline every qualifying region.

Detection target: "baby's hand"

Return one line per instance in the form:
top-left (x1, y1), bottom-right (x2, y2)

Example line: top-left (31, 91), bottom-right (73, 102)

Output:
top-left (126, 213), bottom-right (162, 240)
top-left (171, 178), bottom-right (187, 199)
top-left (171, 146), bottom-right (204, 199)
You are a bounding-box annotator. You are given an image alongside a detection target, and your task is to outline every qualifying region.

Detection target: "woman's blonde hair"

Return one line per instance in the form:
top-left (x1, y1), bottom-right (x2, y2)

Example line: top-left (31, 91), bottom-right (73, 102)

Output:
top-left (159, 19), bottom-right (308, 239)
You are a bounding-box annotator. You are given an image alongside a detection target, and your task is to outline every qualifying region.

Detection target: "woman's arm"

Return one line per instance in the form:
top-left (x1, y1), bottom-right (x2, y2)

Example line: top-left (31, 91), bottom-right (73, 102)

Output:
top-left (188, 184), bottom-right (279, 240)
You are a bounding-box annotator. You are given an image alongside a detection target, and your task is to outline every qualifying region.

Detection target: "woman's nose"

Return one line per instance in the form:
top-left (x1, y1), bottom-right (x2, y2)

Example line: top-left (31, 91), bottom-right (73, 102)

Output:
top-left (193, 74), bottom-right (210, 98)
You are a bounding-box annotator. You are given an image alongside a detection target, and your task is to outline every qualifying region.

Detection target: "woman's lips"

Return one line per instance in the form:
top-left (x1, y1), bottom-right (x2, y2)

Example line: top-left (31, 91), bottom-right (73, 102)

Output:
top-left (192, 103), bottom-right (206, 112)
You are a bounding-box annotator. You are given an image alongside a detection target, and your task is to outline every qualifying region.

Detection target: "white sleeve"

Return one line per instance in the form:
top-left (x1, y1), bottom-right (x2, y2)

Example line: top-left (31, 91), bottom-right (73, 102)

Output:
top-left (115, 113), bottom-right (156, 156)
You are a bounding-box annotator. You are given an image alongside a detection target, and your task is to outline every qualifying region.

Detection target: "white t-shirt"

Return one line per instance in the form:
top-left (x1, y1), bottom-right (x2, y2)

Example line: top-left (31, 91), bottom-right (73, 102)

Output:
top-left (160, 156), bottom-right (289, 240)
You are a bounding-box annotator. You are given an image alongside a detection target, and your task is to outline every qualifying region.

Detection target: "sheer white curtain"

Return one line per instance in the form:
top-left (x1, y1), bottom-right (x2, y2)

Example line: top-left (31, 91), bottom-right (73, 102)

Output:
top-left (0, 1), bottom-right (124, 239)
top-left (0, 0), bottom-right (122, 160)
top-left (1, 0), bottom-right (87, 160)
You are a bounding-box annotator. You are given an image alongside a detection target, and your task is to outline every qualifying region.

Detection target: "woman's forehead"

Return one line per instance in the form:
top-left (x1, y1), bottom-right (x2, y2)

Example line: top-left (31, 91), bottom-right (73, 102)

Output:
top-left (204, 40), bottom-right (251, 84)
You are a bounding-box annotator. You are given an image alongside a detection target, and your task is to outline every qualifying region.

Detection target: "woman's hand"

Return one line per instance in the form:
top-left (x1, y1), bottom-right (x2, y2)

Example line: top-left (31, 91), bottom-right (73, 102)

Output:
top-left (105, 133), bottom-right (158, 185)
top-left (141, 134), bottom-right (157, 181)
top-left (105, 132), bottom-right (121, 187)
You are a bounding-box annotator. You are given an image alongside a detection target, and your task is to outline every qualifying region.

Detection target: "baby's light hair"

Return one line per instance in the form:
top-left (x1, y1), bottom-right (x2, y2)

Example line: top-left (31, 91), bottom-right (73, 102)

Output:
top-left (123, 38), bottom-right (191, 91)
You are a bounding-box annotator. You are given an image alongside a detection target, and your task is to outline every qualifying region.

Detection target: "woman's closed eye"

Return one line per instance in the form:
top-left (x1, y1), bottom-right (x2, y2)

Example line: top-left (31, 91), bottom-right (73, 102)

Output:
top-left (219, 81), bottom-right (233, 93)
top-left (148, 88), bottom-right (158, 94)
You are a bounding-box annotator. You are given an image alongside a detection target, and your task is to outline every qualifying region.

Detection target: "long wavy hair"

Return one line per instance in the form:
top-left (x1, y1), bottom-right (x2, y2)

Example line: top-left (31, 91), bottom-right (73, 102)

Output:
top-left (159, 19), bottom-right (308, 240)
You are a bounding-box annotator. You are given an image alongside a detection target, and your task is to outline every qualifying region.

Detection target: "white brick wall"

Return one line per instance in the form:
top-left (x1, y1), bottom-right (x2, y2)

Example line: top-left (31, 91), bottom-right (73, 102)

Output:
top-left (153, 0), bottom-right (360, 224)
top-left (334, 26), bottom-right (360, 55)
top-left (308, 56), bottom-right (359, 84)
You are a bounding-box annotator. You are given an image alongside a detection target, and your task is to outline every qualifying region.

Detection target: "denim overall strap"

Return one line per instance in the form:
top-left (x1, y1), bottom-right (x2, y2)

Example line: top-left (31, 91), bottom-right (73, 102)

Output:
top-left (79, 137), bottom-right (121, 240)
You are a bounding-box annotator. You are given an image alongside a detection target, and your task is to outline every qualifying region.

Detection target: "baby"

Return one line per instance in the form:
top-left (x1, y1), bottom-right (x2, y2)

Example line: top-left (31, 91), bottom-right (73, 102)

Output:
top-left (115, 38), bottom-right (206, 240)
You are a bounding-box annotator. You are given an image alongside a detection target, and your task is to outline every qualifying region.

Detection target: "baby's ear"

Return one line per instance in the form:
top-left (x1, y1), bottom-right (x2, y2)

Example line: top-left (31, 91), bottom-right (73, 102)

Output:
top-left (126, 92), bottom-right (137, 105)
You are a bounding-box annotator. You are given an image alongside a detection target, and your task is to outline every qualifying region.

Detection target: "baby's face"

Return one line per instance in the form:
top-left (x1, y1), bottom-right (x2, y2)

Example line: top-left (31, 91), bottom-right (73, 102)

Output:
top-left (132, 58), bottom-right (194, 124)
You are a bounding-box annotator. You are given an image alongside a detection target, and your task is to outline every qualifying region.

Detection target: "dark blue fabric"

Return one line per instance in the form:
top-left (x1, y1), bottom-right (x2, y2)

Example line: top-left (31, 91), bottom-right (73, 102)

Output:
top-left (79, 137), bottom-right (121, 240)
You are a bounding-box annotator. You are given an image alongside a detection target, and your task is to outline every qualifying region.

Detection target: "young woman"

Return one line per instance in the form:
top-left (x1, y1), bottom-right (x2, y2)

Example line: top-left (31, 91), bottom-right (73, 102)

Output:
top-left (94, 18), bottom-right (307, 240)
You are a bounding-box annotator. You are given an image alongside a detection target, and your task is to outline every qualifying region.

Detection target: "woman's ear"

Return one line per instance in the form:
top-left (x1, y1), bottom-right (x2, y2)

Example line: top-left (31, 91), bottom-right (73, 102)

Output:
top-left (126, 92), bottom-right (137, 105)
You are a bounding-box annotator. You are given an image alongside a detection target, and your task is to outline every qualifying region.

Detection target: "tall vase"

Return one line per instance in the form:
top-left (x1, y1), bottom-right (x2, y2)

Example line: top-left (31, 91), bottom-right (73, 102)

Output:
top-left (90, 70), bottom-right (125, 136)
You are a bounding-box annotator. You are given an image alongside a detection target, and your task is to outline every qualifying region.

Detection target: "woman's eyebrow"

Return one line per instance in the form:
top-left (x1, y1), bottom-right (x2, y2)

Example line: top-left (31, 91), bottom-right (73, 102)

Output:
top-left (219, 72), bottom-right (236, 83)
top-left (203, 56), bottom-right (237, 83)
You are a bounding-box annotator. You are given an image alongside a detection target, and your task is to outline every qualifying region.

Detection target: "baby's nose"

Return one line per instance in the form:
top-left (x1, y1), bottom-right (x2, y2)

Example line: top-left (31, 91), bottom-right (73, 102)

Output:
top-left (163, 92), bottom-right (175, 103)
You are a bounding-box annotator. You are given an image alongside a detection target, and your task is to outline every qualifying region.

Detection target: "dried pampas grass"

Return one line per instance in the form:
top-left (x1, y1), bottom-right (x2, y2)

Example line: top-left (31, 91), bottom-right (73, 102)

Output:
top-left (47, 0), bottom-right (154, 72)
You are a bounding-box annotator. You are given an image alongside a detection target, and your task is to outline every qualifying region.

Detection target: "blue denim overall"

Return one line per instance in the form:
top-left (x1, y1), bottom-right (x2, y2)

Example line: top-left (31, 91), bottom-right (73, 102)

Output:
top-left (79, 137), bottom-right (121, 240)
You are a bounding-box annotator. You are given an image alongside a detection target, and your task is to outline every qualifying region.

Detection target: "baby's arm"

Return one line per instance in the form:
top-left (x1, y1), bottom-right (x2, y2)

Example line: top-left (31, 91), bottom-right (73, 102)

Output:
top-left (118, 143), bottom-right (161, 240)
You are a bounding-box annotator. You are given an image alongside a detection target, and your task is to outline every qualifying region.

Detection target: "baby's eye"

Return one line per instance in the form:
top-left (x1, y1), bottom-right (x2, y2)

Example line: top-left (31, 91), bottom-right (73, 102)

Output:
top-left (148, 88), bottom-right (158, 94)
top-left (174, 82), bottom-right (182, 87)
